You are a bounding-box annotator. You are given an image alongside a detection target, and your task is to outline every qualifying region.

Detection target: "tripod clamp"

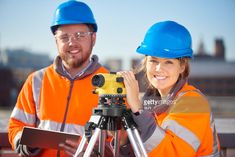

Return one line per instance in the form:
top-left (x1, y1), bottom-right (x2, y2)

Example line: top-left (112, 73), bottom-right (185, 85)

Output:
top-left (121, 110), bottom-right (137, 130)
top-left (84, 121), bottom-right (100, 140)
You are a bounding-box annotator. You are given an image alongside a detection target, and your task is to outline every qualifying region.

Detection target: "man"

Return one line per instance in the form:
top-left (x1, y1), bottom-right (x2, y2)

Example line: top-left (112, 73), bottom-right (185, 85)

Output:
top-left (8, 1), bottom-right (108, 156)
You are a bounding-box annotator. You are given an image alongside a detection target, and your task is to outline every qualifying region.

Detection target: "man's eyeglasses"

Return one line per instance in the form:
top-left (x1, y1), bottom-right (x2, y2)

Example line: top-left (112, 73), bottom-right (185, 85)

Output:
top-left (55, 32), bottom-right (93, 43)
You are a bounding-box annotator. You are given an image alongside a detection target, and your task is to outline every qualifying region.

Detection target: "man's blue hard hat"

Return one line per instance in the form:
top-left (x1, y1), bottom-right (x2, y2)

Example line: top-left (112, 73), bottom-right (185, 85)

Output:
top-left (136, 21), bottom-right (193, 58)
top-left (51, 0), bottom-right (97, 34)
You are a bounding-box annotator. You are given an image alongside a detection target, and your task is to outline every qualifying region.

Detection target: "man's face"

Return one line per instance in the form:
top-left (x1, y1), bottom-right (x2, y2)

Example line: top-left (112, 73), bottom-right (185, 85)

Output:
top-left (55, 24), bottom-right (96, 69)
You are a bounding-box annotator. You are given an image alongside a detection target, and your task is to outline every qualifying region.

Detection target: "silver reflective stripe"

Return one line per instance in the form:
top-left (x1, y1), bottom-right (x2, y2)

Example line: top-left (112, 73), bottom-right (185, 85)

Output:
top-left (162, 119), bottom-right (201, 152)
top-left (199, 151), bottom-right (221, 157)
top-left (178, 90), bottom-right (220, 156)
top-left (13, 131), bottom-right (22, 149)
top-left (38, 120), bottom-right (84, 135)
top-left (209, 114), bottom-right (220, 156)
top-left (10, 107), bottom-right (36, 125)
top-left (144, 125), bottom-right (166, 152)
top-left (32, 69), bottom-right (45, 118)
top-left (176, 89), bottom-right (201, 99)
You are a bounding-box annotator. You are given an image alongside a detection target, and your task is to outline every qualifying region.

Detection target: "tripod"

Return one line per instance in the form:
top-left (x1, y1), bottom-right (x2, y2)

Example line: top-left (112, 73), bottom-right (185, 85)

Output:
top-left (74, 95), bottom-right (148, 157)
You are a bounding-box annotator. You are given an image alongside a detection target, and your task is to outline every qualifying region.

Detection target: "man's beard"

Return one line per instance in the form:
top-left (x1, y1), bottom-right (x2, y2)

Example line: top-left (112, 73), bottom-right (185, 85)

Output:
top-left (61, 51), bottom-right (91, 69)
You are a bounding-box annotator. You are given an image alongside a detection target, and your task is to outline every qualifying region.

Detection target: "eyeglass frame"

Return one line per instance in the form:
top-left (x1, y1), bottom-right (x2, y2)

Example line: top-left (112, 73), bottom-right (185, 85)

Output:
top-left (55, 32), bottom-right (94, 43)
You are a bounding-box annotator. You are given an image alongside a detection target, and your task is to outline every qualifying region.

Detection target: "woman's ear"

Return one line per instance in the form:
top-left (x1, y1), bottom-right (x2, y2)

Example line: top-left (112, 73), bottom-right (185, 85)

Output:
top-left (180, 63), bottom-right (186, 73)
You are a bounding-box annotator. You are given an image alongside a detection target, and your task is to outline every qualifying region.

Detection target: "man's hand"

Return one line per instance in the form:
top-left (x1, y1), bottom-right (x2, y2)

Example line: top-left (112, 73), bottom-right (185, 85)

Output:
top-left (107, 129), bottom-right (129, 146)
top-left (59, 139), bottom-right (82, 157)
top-left (59, 137), bottom-right (114, 157)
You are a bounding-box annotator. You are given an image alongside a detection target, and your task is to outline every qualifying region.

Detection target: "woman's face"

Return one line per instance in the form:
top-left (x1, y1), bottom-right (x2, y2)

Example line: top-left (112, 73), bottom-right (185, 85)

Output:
top-left (146, 56), bottom-right (185, 97)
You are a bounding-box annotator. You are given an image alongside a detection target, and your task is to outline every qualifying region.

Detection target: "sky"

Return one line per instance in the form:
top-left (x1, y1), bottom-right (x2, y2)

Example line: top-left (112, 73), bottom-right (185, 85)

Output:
top-left (0, 0), bottom-right (235, 69)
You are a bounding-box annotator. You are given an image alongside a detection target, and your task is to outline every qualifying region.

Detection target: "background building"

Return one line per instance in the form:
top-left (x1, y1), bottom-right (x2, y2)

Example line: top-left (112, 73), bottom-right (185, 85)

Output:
top-left (0, 48), bottom-right (52, 107)
top-left (104, 58), bottom-right (123, 72)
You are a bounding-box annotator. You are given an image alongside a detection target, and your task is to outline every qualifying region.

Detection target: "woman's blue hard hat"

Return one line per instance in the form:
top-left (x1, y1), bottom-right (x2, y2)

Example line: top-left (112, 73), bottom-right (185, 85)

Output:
top-left (137, 21), bottom-right (193, 58)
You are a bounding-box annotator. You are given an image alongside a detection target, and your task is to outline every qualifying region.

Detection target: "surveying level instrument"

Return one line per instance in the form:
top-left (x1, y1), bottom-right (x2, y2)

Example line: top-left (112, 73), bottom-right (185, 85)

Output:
top-left (74, 72), bottom-right (148, 157)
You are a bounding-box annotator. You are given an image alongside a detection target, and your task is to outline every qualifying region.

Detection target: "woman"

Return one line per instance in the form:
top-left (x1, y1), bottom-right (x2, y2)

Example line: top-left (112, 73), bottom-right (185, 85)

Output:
top-left (119, 21), bottom-right (220, 157)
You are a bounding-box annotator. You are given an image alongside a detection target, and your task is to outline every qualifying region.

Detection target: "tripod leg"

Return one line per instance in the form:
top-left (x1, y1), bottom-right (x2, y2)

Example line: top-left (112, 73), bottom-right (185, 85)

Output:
top-left (99, 130), bottom-right (107, 157)
top-left (114, 130), bottom-right (121, 157)
top-left (83, 128), bottom-right (101, 157)
top-left (132, 129), bottom-right (148, 157)
top-left (74, 134), bottom-right (87, 157)
top-left (126, 128), bottom-right (142, 157)
top-left (122, 110), bottom-right (148, 157)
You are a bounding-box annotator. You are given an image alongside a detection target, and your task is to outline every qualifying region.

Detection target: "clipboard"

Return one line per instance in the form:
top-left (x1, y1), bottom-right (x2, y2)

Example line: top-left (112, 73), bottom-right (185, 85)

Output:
top-left (19, 126), bottom-right (80, 149)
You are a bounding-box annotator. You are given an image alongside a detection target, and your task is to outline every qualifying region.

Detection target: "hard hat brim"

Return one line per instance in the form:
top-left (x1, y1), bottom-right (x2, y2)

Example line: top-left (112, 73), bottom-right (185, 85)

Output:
top-left (136, 46), bottom-right (193, 59)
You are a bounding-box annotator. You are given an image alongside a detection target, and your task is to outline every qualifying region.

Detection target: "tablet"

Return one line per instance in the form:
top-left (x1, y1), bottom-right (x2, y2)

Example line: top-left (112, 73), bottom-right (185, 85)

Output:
top-left (19, 126), bottom-right (81, 149)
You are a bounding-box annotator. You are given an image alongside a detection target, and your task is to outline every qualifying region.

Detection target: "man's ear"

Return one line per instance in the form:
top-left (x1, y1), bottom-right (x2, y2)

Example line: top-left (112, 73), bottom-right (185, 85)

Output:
top-left (92, 32), bottom-right (96, 46)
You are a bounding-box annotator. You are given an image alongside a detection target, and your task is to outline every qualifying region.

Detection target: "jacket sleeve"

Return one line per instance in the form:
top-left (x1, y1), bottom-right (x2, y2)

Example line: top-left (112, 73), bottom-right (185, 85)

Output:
top-left (133, 94), bottom-right (220, 157)
top-left (8, 72), bottom-right (41, 156)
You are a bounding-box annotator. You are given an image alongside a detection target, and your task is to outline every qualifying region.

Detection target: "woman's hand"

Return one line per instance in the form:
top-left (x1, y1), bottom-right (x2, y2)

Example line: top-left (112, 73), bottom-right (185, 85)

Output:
top-left (117, 71), bottom-right (142, 113)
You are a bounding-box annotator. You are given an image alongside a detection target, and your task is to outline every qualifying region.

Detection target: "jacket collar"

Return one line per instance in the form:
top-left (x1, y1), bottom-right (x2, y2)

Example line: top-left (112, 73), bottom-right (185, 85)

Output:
top-left (166, 78), bottom-right (187, 102)
top-left (147, 78), bottom-right (187, 115)
top-left (53, 55), bottom-right (101, 80)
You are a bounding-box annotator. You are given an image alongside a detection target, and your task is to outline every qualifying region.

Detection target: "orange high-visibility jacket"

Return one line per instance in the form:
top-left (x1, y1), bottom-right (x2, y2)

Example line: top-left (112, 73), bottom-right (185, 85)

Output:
top-left (134, 83), bottom-right (220, 157)
top-left (8, 55), bottom-right (108, 156)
